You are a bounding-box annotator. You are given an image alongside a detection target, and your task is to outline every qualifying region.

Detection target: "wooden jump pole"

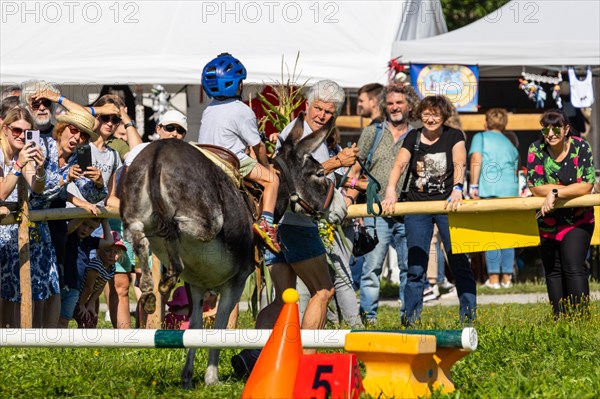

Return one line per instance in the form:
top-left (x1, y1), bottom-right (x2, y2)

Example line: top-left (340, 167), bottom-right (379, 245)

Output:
top-left (3, 195), bottom-right (599, 225)
top-left (346, 194), bottom-right (600, 219)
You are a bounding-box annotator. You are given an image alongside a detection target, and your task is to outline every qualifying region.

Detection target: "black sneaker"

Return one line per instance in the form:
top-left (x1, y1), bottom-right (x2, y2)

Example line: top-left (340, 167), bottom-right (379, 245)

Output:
top-left (231, 349), bottom-right (260, 379)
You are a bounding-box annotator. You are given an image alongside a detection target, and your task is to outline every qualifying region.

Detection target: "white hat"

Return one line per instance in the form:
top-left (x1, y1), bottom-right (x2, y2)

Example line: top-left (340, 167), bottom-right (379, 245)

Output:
top-left (159, 110), bottom-right (188, 131)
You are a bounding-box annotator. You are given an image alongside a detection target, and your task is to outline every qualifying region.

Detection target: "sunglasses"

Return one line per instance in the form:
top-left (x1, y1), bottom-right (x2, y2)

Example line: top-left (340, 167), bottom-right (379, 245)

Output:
top-left (541, 126), bottom-right (563, 137)
top-left (31, 98), bottom-right (52, 110)
top-left (98, 115), bottom-right (122, 125)
top-left (67, 125), bottom-right (81, 135)
top-left (162, 124), bottom-right (186, 135)
top-left (5, 125), bottom-right (26, 137)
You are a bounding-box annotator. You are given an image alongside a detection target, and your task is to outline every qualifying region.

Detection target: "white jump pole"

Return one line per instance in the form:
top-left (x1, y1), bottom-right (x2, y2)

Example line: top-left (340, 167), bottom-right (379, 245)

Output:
top-left (0, 329), bottom-right (349, 349)
top-left (0, 328), bottom-right (478, 351)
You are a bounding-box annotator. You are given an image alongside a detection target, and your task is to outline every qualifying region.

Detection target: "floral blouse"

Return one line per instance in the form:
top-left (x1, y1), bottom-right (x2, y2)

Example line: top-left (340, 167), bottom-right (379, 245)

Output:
top-left (526, 136), bottom-right (595, 240)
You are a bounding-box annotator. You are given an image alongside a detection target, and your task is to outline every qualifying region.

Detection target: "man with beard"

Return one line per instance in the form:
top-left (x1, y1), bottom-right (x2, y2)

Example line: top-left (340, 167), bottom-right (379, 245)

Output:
top-left (345, 83), bottom-right (420, 325)
top-left (357, 83), bottom-right (384, 125)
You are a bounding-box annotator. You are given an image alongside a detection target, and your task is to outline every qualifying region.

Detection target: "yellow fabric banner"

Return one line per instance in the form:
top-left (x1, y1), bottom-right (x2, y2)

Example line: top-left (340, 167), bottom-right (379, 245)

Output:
top-left (448, 210), bottom-right (540, 254)
top-left (591, 206), bottom-right (600, 246)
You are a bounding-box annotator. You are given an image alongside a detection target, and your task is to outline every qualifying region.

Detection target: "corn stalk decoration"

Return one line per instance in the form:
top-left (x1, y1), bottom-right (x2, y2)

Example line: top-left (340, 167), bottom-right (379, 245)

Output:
top-left (256, 52), bottom-right (309, 154)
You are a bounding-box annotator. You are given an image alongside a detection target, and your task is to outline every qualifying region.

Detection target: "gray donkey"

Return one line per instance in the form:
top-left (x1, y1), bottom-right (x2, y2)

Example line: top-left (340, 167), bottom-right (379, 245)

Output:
top-left (120, 113), bottom-right (346, 388)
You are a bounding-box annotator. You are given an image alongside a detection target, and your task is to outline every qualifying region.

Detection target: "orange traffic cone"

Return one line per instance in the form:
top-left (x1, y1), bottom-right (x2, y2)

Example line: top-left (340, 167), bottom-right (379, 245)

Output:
top-left (241, 288), bottom-right (303, 399)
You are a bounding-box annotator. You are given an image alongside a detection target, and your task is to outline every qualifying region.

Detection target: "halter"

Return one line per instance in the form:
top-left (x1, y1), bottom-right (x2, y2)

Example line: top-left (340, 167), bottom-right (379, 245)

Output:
top-left (272, 156), bottom-right (335, 218)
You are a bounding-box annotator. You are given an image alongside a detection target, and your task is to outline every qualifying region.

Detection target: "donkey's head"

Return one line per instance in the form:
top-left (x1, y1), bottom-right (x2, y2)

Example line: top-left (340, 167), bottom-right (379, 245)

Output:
top-left (274, 113), bottom-right (347, 225)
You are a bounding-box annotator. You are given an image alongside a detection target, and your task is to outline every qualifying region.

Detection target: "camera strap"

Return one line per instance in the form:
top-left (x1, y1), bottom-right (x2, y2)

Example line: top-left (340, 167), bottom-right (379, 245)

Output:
top-left (399, 128), bottom-right (421, 200)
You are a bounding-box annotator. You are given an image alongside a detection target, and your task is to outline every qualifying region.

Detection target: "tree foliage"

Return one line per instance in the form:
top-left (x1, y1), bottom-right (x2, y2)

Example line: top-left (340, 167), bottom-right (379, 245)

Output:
top-left (441, 0), bottom-right (511, 31)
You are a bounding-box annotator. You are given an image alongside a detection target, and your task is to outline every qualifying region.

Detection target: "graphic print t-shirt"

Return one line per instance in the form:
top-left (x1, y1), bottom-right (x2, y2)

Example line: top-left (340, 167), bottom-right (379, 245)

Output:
top-left (402, 127), bottom-right (464, 201)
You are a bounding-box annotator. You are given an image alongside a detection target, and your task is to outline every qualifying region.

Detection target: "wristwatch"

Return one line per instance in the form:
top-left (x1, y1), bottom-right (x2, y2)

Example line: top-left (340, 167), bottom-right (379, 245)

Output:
top-left (552, 188), bottom-right (559, 198)
top-left (123, 121), bottom-right (136, 129)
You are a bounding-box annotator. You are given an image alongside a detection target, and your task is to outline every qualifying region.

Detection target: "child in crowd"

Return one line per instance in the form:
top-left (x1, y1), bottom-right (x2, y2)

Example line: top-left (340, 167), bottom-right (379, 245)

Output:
top-left (75, 231), bottom-right (126, 328)
top-left (57, 217), bottom-right (113, 328)
top-left (164, 285), bottom-right (191, 330)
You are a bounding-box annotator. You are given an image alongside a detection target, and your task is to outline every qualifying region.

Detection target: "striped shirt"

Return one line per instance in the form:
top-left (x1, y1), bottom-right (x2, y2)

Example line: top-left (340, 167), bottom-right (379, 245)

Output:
top-left (79, 258), bottom-right (115, 300)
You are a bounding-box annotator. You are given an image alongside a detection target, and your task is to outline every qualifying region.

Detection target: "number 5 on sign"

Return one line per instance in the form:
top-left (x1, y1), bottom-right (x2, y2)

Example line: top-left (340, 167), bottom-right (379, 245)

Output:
top-left (293, 354), bottom-right (364, 399)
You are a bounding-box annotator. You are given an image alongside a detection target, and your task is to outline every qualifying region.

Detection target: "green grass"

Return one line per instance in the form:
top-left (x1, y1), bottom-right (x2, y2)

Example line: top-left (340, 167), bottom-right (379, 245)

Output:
top-left (1, 301), bottom-right (599, 398)
top-left (379, 279), bottom-right (600, 298)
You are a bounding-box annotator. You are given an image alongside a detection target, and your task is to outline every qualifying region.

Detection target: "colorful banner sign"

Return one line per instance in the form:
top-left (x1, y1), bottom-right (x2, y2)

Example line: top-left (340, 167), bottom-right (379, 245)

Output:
top-left (410, 64), bottom-right (479, 112)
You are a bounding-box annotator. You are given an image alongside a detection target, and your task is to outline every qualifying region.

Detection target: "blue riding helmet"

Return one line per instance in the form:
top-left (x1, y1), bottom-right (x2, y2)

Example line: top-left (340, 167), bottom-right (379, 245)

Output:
top-left (202, 53), bottom-right (247, 98)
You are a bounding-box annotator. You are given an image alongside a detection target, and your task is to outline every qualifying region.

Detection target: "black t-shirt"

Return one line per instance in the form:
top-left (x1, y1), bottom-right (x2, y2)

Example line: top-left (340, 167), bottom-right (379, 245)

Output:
top-left (402, 126), bottom-right (464, 201)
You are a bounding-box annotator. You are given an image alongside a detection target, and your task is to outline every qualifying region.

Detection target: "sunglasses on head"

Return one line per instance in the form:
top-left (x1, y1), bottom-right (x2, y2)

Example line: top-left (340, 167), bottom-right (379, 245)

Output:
top-left (5, 125), bottom-right (26, 137)
top-left (541, 126), bottom-right (563, 137)
top-left (31, 98), bottom-right (52, 110)
top-left (162, 124), bottom-right (186, 135)
top-left (98, 114), bottom-right (122, 125)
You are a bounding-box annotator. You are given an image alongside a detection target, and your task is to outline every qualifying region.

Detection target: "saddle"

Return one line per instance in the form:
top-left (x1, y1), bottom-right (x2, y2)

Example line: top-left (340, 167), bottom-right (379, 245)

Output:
top-left (191, 143), bottom-right (262, 221)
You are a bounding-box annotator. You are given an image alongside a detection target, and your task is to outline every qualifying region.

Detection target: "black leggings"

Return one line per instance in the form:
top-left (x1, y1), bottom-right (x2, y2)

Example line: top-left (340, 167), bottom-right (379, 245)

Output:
top-left (540, 223), bottom-right (594, 316)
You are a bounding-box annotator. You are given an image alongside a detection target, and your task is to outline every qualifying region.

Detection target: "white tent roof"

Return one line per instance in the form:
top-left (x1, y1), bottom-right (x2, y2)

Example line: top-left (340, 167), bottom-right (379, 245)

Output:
top-left (0, 1), bottom-right (445, 88)
top-left (393, 0), bottom-right (600, 66)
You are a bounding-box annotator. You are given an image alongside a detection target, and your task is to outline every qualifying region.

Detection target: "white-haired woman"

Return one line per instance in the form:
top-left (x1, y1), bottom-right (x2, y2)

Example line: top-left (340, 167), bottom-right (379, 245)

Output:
top-left (0, 106), bottom-right (61, 327)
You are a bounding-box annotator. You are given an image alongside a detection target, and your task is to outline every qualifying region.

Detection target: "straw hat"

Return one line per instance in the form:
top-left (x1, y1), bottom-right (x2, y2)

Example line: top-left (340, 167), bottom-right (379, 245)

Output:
top-left (56, 110), bottom-right (98, 141)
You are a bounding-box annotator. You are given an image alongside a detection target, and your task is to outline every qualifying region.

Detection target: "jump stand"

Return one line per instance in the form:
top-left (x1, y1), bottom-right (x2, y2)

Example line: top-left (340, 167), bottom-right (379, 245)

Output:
top-left (344, 328), bottom-right (477, 398)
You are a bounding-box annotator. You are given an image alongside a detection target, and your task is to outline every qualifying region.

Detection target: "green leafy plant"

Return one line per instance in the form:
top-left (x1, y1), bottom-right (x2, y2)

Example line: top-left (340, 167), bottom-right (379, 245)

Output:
top-left (256, 52), bottom-right (308, 153)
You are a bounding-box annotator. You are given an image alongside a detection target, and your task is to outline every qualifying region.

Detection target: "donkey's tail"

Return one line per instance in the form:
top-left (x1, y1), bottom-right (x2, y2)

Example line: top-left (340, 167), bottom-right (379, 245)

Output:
top-left (148, 149), bottom-right (180, 242)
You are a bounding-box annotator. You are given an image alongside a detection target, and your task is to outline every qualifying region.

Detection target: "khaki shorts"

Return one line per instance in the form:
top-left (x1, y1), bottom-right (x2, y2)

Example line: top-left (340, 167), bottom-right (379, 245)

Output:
top-left (239, 157), bottom-right (258, 177)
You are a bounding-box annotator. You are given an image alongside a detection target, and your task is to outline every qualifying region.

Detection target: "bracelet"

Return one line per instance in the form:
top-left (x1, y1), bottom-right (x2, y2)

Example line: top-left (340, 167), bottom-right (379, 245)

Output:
top-left (90, 106), bottom-right (95, 116)
top-left (35, 173), bottom-right (46, 182)
top-left (350, 177), bottom-right (357, 189)
top-left (58, 95), bottom-right (65, 105)
top-left (12, 170), bottom-right (22, 177)
top-left (470, 184), bottom-right (479, 189)
top-left (14, 161), bottom-right (23, 170)
top-left (453, 185), bottom-right (463, 192)
top-left (62, 171), bottom-right (69, 182)
top-left (345, 195), bottom-right (356, 204)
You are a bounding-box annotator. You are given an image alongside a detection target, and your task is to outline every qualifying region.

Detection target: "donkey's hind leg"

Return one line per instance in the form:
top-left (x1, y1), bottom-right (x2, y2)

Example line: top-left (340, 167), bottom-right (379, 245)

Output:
top-left (181, 284), bottom-right (204, 389)
top-left (126, 221), bottom-right (156, 314)
top-left (159, 240), bottom-right (184, 295)
top-left (204, 270), bottom-right (251, 386)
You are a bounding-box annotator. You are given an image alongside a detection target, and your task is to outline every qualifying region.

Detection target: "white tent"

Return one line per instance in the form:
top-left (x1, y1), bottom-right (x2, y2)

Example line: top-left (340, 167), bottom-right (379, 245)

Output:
top-left (392, 0), bottom-right (600, 67)
top-left (1, 0), bottom-right (445, 88)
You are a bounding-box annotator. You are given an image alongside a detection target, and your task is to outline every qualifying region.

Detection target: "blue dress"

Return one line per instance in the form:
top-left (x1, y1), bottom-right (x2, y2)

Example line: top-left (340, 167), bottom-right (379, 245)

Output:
top-left (0, 138), bottom-right (62, 302)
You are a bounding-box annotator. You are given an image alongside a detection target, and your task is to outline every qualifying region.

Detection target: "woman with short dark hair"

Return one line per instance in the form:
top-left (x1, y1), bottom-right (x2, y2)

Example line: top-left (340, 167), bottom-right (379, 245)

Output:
top-left (382, 95), bottom-right (476, 326)
top-left (527, 109), bottom-right (595, 318)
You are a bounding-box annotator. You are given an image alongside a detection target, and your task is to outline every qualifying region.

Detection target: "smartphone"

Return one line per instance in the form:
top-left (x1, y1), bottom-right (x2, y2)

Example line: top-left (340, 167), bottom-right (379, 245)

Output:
top-left (25, 130), bottom-right (41, 148)
top-left (77, 144), bottom-right (93, 171)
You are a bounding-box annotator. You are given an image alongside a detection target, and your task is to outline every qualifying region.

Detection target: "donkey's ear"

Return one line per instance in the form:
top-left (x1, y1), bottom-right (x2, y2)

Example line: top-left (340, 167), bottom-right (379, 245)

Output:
top-left (295, 117), bottom-right (334, 156)
top-left (283, 112), bottom-right (306, 145)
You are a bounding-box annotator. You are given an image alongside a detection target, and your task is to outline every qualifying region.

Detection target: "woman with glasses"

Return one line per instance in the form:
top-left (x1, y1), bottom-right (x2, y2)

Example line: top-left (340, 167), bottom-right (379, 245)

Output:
top-left (527, 109), bottom-right (595, 318)
top-left (381, 95), bottom-right (476, 326)
top-left (88, 94), bottom-right (142, 329)
top-left (0, 106), bottom-right (61, 327)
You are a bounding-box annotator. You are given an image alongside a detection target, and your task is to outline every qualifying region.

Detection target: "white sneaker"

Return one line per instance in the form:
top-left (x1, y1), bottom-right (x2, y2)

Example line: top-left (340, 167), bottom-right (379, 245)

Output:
top-left (423, 284), bottom-right (440, 302)
top-left (440, 287), bottom-right (456, 299)
top-left (501, 281), bottom-right (513, 288)
top-left (483, 279), bottom-right (501, 289)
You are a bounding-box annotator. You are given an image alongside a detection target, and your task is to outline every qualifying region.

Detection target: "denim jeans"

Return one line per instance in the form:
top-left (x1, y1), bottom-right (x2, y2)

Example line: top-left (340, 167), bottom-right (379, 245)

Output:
top-left (360, 217), bottom-right (407, 322)
top-left (403, 214), bottom-right (476, 325)
top-left (485, 248), bottom-right (515, 274)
